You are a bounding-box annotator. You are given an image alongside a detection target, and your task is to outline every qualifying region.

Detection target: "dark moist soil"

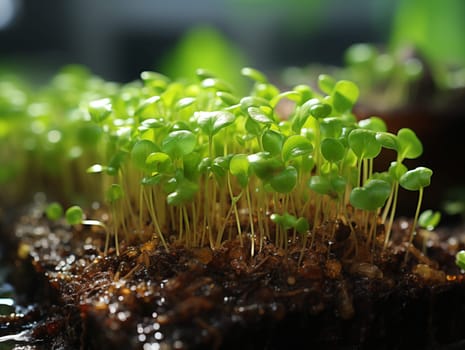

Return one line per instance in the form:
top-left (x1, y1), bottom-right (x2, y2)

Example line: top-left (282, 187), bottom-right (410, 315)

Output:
top-left (4, 204), bottom-right (465, 350)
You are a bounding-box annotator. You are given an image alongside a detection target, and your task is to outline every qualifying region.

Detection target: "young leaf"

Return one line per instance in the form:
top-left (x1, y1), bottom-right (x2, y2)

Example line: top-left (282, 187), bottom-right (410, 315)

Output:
top-left (350, 179), bottom-right (391, 211)
top-left (240, 96), bottom-right (270, 112)
top-left (309, 103), bottom-right (332, 119)
top-left (45, 202), bottom-right (63, 221)
top-left (370, 171), bottom-right (394, 185)
top-left (195, 111), bottom-right (235, 136)
top-left (247, 106), bottom-right (274, 125)
top-left (348, 129), bottom-right (381, 159)
top-left (308, 175), bottom-right (331, 195)
top-left (309, 174), bottom-right (346, 198)
top-left (291, 98), bottom-right (319, 132)
top-left (162, 130), bottom-right (196, 158)
top-left (456, 250), bottom-right (465, 270)
top-left (270, 91), bottom-right (301, 108)
top-left (144, 151), bottom-right (171, 172)
top-left (358, 116), bottom-right (387, 132)
top-left (397, 128), bottom-right (423, 160)
top-left (321, 138), bottom-right (345, 163)
top-left (66, 205), bottom-right (84, 225)
top-left (270, 213), bottom-right (297, 230)
top-left (140, 71), bottom-right (170, 87)
top-left (418, 210), bottom-right (441, 230)
top-left (166, 180), bottom-right (199, 206)
top-left (211, 156), bottom-right (230, 179)
top-left (269, 166), bottom-right (298, 193)
top-left (195, 68), bottom-right (216, 80)
top-left (182, 152), bottom-right (202, 181)
top-left (175, 97), bottom-right (196, 110)
top-left (138, 117), bottom-right (166, 131)
top-left (293, 84), bottom-right (313, 104)
top-left (332, 80), bottom-right (359, 113)
top-left (399, 167), bottom-right (432, 191)
top-left (282, 135), bottom-right (314, 162)
top-left (201, 78), bottom-right (233, 92)
top-left (131, 140), bottom-right (159, 171)
top-left (241, 67), bottom-right (267, 84)
top-left (262, 129), bottom-right (284, 157)
top-left (254, 83), bottom-right (280, 100)
top-left (244, 116), bottom-right (262, 136)
top-left (318, 74), bottom-right (336, 95)
top-left (107, 151), bottom-right (128, 176)
top-left (388, 161), bottom-right (407, 181)
top-left (319, 117), bottom-right (344, 138)
top-left (136, 96), bottom-right (162, 116)
top-left (376, 132), bottom-right (398, 151)
top-left (216, 91), bottom-right (239, 106)
top-left (248, 153), bottom-right (282, 181)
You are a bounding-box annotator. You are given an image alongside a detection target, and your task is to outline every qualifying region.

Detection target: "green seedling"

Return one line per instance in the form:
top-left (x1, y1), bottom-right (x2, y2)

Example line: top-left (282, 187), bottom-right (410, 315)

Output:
top-left (399, 167), bottom-right (433, 262)
top-left (350, 179), bottom-right (391, 249)
top-left (375, 128), bottom-right (423, 249)
top-left (381, 161), bottom-right (407, 248)
top-left (270, 212), bottom-right (309, 251)
top-left (65, 205), bottom-right (114, 255)
top-left (418, 209), bottom-right (441, 254)
top-left (456, 250), bottom-right (465, 271)
top-left (45, 202), bottom-right (64, 221)
top-left (418, 209), bottom-right (441, 231)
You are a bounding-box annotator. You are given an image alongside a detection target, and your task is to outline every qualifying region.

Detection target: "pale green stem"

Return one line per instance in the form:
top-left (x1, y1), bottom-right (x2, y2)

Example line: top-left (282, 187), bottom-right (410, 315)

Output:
top-left (404, 188), bottom-right (424, 264)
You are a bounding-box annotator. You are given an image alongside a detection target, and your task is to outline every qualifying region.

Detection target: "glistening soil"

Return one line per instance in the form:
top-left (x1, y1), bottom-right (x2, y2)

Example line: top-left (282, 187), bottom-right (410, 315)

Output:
top-left (5, 204), bottom-right (465, 350)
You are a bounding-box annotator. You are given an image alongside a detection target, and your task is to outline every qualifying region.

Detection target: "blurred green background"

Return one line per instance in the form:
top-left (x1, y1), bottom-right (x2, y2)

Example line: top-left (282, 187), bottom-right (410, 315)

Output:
top-left (1, 0), bottom-right (463, 83)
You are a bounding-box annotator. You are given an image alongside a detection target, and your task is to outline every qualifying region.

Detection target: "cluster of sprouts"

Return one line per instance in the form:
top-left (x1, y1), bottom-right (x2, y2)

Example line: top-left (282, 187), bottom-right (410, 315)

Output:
top-left (47, 67), bottom-right (434, 259)
top-left (0, 66), bottom-right (118, 203)
top-left (2, 65), bottom-right (435, 260)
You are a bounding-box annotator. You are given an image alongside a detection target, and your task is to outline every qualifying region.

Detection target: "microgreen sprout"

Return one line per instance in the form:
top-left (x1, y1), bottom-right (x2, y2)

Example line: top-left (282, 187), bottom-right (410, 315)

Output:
top-left (45, 202), bottom-right (64, 221)
top-left (65, 205), bottom-right (113, 255)
top-left (399, 167), bottom-right (433, 263)
top-left (418, 210), bottom-right (441, 232)
top-left (418, 209), bottom-right (441, 254)
top-left (456, 251), bottom-right (465, 271)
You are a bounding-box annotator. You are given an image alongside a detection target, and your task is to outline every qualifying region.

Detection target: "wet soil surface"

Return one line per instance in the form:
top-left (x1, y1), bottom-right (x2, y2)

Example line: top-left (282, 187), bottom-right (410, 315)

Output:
top-left (2, 205), bottom-right (465, 350)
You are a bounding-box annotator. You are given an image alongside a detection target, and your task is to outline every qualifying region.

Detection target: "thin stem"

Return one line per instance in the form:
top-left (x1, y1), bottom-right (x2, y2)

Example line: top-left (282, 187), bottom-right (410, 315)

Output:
top-left (82, 219), bottom-right (110, 255)
top-left (144, 187), bottom-right (169, 251)
top-left (246, 185), bottom-right (255, 256)
top-left (111, 206), bottom-right (120, 256)
top-left (139, 185), bottom-right (144, 233)
top-left (178, 206), bottom-right (184, 243)
top-left (228, 174), bottom-right (243, 246)
top-left (404, 188), bottom-right (424, 264)
top-left (182, 205), bottom-right (191, 247)
top-left (384, 182), bottom-right (399, 249)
